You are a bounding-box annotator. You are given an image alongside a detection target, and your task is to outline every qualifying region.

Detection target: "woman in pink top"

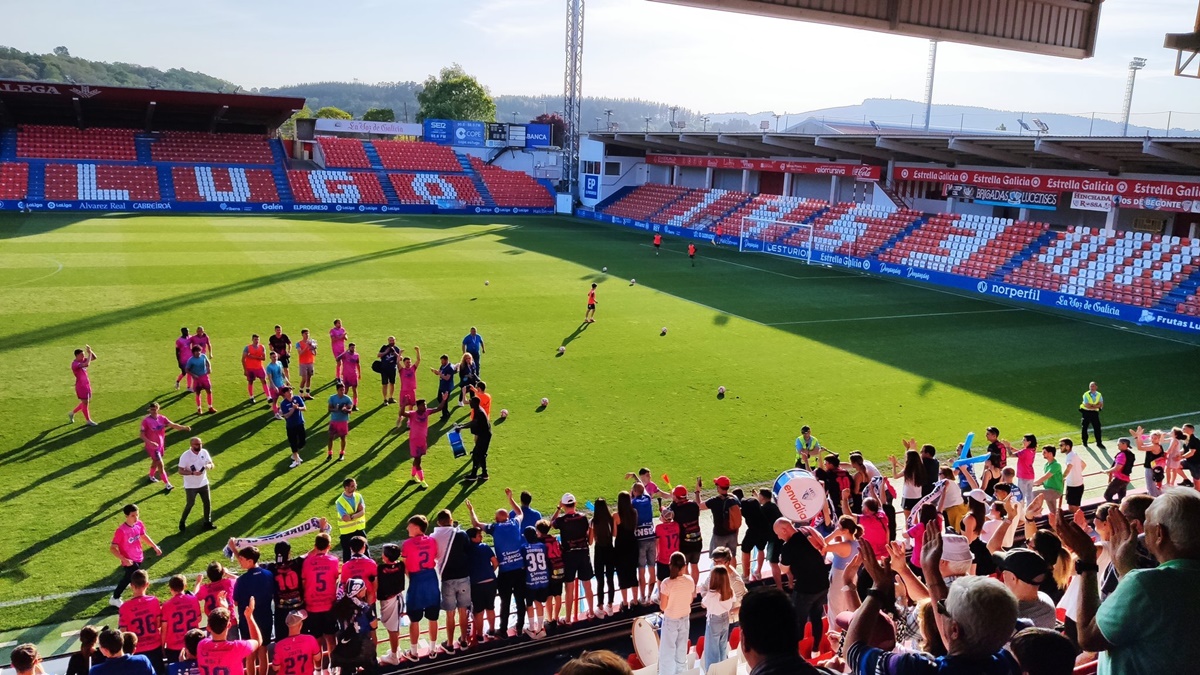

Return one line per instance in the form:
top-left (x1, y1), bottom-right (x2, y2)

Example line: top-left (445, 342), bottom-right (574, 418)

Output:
top-left (656, 552), bottom-right (695, 675)
top-left (329, 319), bottom-right (348, 379)
top-left (1014, 434), bottom-right (1038, 506)
top-left (70, 345), bottom-right (98, 426)
top-left (140, 402), bottom-right (191, 491)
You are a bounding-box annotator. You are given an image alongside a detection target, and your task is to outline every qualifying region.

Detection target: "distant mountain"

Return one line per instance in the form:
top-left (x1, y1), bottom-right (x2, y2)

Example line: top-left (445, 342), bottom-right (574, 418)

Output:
top-left (0, 45), bottom-right (236, 92)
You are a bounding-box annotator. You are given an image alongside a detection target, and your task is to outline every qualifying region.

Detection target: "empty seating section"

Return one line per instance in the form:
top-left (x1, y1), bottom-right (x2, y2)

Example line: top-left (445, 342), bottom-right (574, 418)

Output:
top-left (652, 189), bottom-right (712, 226)
top-left (469, 158), bottom-right (554, 208)
top-left (44, 164), bottom-right (159, 200)
top-left (718, 195), bottom-right (827, 240)
top-left (602, 184), bottom-right (691, 221)
top-left (1006, 229), bottom-right (1199, 308)
top-left (171, 166), bottom-right (280, 203)
top-left (879, 214), bottom-right (1050, 278)
top-left (0, 162), bottom-right (27, 199)
top-left (286, 170), bottom-right (387, 204)
top-left (672, 189), bottom-right (752, 230)
top-left (151, 132), bottom-right (273, 164)
top-left (316, 137), bottom-right (371, 169)
top-left (390, 173), bottom-right (483, 206)
top-left (374, 141), bottom-right (461, 172)
top-left (18, 126), bottom-right (136, 160)
top-left (806, 203), bottom-right (919, 257)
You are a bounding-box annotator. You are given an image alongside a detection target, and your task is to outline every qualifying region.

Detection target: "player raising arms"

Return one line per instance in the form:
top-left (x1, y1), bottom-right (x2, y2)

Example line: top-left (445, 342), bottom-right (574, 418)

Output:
top-left (184, 346), bottom-right (216, 415)
top-left (400, 399), bottom-right (441, 489)
top-left (329, 319), bottom-right (348, 380)
top-left (174, 328), bottom-right (193, 391)
top-left (397, 347), bottom-right (421, 415)
top-left (141, 402), bottom-right (191, 492)
top-left (295, 329), bottom-right (317, 400)
top-left (336, 343), bottom-right (361, 411)
top-left (70, 345), bottom-right (98, 426)
top-left (241, 335), bottom-right (270, 404)
top-left (585, 283), bottom-right (597, 323)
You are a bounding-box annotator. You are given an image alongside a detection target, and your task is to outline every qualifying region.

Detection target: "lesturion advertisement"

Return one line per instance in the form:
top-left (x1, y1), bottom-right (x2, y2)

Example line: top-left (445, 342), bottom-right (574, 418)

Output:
top-left (578, 208), bottom-right (1200, 336)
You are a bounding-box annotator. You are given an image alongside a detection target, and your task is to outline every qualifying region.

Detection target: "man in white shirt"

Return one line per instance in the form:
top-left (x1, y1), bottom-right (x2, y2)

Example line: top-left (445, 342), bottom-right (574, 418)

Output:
top-left (1063, 442), bottom-right (1087, 514)
top-left (178, 437), bottom-right (215, 532)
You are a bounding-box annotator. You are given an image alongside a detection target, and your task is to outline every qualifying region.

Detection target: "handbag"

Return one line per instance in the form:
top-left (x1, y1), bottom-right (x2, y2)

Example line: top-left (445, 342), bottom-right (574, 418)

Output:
top-left (370, 359), bottom-right (383, 374)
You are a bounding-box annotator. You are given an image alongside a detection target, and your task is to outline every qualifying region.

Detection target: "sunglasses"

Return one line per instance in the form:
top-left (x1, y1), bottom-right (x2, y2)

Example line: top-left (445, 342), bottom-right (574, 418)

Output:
top-left (936, 599), bottom-right (952, 619)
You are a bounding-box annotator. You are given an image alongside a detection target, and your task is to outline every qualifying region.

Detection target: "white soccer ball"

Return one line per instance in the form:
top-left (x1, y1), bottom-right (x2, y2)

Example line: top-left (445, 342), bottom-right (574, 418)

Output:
top-left (541, 397), bottom-right (549, 406)
top-left (558, 346), bottom-right (566, 354)
top-left (500, 409), bottom-right (508, 418)
top-left (630, 278), bottom-right (636, 285)
top-left (661, 327), bottom-right (668, 334)
top-left (602, 266), bottom-right (608, 272)
top-left (485, 280), bottom-right (490, 286)
top-left (718, 386), bottom-right (726, 395)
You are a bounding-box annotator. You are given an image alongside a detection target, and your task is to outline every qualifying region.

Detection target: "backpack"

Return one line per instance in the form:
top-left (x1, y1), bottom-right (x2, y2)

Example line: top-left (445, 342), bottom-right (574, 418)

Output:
top-left (724, 497), bottom-right (742, 532)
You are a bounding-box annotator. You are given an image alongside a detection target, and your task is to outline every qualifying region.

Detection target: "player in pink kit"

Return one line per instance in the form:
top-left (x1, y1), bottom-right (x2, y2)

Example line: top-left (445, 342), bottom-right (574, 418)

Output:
top-left (271, 611), bottom-right (321, 675)
top-left (140, 402), bottom-right (191, 491)
top-left (336, 343), bottom-right (361, 411)
top-left (190, 326), bottom-right (212, 357)
top-left (174, 328), bottom-right (193, 391)
top-left (399, 399), bottom-right (441, 490)
top-left (397, 346), bottom-right (421, 414)
top-left (119, 570), bottom-right (166, 674)
top-left (401, 515), bottom-right (441, 662)
top-left (161, 575), bottom-right (201, 663)
top-left (329, 319), bottom-right (348, 380)
top-left (197, 599), bottom-right (261, 675)
top-left (301, 533), bottom-right (341, 671)
top-left (339, 535), bottom-right (378, 597)
top-left (70, 345), bottom-right (98, 426)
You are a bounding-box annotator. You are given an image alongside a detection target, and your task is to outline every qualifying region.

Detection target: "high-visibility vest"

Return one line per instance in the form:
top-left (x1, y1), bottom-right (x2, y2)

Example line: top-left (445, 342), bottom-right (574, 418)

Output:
top-left (1081, 391), bottom-right (1102, 411)
top-left (336, 492), bottom-right (366, 534)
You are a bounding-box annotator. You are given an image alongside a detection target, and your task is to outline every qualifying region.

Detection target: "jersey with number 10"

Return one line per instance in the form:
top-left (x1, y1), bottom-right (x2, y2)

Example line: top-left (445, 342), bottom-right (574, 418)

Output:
top-left (268, 557), bottom-right (306, 611)
top-left (301, 553), bottom-right (340, 612)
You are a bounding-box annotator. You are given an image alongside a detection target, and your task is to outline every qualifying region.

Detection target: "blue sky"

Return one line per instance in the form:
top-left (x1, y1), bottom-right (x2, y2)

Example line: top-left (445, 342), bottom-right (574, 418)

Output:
top-left (6, 0), bottom-right (1200, 127)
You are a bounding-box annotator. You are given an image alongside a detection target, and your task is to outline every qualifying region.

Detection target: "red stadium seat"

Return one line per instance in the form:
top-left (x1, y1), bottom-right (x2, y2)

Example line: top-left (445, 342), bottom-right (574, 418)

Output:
top-left (374, 141), bottom-right (461, 172)
top-left (0, 162), bottom-right (29, 199)
top-left (316, 137), bottom-right (371, 169)
top-left (151, 131), bottom-right (272, 164)
top-left (17, 125), bottom-right (136, 161)
top-left (44, 163), bottom-right (159, 200)
top-left (171, 166), bottom-right (280, 203)
top-left (287, 170), bottom-right (387, 204)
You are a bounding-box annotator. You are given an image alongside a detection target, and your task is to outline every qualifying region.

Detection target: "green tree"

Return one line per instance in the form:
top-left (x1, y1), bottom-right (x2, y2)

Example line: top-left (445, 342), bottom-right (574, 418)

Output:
top-left (315, 106), bottom-right (352, 120)
top-left (531, 113), bottom-right (567, 146)
top-left (416, 64), bottom-right (495, 122)
top-left (279, 105), bottom-right (314, 139)
top-left (53, 46), bottom-right (70, 57)
top-left (362, 108), bottom-right (395, 122)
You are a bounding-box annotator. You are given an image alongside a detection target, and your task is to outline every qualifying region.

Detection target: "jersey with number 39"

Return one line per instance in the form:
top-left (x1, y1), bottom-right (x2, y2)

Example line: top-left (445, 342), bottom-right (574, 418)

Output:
top-left (301, 553), bottom-right (340, 613)
top-left (523, 542), bottom-right (549, 590)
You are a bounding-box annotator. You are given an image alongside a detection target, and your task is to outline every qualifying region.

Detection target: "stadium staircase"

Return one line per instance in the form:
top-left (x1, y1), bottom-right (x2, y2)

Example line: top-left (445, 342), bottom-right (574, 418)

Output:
top-left (871, 215), bottom-right (929, 258)
top-left (362, 142), bottom-right (384, 170)
top-left (1156, 267), bottom-right (1200, 312)
top-left (0, 129), bottom-right (17, 160)
top-left (377, 171), bottom-right (400, 205)
top-left (156, 165), bottom-right (176, 201)
top-left (592, 185), bottom-right (637, 211)
top-left (988, 230), bottom-right (1059, 282)
top-left (458, 156), bottom-right (498, 209)
top-left (25, 163), bottom-right (45, 200)
top-left (454, 152), bottom-right (474, 173)
top-left (876, 182), bottom-right (910, 210)
top-left (134, 135), bottom-right (155, 164)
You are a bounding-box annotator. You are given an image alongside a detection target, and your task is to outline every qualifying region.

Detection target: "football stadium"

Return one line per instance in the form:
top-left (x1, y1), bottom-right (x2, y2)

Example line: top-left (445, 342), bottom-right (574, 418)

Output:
top-left (5, 1), bottom-right (1200, 674)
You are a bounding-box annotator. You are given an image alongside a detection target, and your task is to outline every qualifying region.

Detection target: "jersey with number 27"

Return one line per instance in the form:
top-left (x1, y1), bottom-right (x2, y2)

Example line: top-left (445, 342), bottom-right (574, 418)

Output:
top-left (272, 634), bottom-right (319, 675)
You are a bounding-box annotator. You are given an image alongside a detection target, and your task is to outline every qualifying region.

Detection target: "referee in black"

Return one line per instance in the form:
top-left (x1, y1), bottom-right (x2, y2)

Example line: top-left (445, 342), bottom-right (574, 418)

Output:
top-left (1080, 381), bottom-right (1105, 450)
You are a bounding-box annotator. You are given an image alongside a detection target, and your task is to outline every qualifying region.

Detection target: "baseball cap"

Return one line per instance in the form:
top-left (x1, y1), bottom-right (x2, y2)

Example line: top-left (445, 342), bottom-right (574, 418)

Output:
top-left (561, 493), bottom-right (576, 506)
top-left (713, 476), bottom-right (731, 489)
top-left (967, 489), bottom-right (993, 503)
top-left (993, 549), bottom-right (1047, 585)
top-left (941, 534), bottom-right (973, 563)
top-left (672, 485), bottom-right (689, 499)
top-left (285, 610), bottom-right (307, 627)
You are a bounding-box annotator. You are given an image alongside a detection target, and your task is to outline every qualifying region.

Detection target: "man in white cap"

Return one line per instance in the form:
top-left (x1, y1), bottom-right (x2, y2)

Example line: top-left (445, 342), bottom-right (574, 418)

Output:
top-left (552, 493), bottom-right (595, 623)
top-left (271, 611), bottom-right (321, 675)
top-left (939, 532), bottom-right (976, 580)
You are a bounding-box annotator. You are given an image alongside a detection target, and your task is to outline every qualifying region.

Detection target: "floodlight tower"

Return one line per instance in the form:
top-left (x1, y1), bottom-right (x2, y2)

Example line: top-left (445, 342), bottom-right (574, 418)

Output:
top-left (1121, 57), bottom-right (1147, 136)
top-left (923, 40), bottom-right (938, 132)
top-left (563, 0), bottom-right (585, 196)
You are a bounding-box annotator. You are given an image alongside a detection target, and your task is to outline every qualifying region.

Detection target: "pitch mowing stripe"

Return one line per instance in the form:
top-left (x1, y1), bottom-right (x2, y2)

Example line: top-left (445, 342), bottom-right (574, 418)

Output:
top-left (638, 243), bottom-right (867, 281)
top-left (765, 308), bottom-right (1025, 326)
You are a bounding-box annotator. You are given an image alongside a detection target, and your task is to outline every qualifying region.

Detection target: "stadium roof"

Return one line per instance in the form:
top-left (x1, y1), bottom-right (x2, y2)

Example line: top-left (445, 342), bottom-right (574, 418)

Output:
top-left (592, 131), bottom-right (1200, 177)
top-left (0, 80), bottom-right (305, 134)
top-left (649, 0), bottom-right (1103, 59)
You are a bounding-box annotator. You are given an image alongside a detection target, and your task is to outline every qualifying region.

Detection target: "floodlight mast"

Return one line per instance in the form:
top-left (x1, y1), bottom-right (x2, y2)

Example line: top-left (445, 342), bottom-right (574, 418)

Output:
top-left (1122, 57), bottom-right (1147, 136)
top-left (563, 0), bottom-right (584, 197)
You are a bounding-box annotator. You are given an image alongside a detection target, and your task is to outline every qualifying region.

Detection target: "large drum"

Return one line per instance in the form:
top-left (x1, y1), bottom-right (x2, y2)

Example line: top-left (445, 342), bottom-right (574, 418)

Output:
top-left (773, 469), bottom-right (826, 523)
top-left (632, 614), bottom-right (663, 667)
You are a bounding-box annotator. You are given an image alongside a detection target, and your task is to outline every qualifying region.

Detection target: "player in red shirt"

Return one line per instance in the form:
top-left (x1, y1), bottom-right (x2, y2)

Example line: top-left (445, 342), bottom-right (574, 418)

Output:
top-left (271, 611), bottom-right (321, 675)
top-left (301, 533), bottom-right (340, 670)
top-left (653, 233), bottom-right (662, 254)
top-left (585, 283), bottom-right (597, 323)
top-left (688, 242), bottom-right (697, 266)
top-left (339, 536), bottom-right (377, 601)
top-left (161, 575), bottom-right (201, 664)
top-left (118, 570), bottom-right (166, 675)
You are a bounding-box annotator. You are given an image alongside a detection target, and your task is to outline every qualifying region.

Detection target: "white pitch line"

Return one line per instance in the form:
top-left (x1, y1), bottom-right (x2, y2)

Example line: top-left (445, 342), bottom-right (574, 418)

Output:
top-left (638, 244), bottom-right (862, 281)
top-left (766, 308), bottom-right (1023, 326)
top-left (2, 257), bottom-right (63, 288)
top-left (59, 630), bottom-right (79, 638)
top-left (0, 641), bottom-right (17, 649)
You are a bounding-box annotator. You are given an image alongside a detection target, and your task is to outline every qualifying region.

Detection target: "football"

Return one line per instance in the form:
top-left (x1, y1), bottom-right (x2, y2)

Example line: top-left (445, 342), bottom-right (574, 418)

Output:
top-left (558, 346), bottom-right (566, 354)
top-left (541, 397), bottom-right (549, 406)
top-left (661, 327), bottom-right (668, 335)
top-left (500, 409), bottom-right (508, 418)
top-left (630, 278), bottom-right (636, 285)
top-left (485, 280), bottom-right (489, 285)
top-left (717, 386), bottom-right (726, 395)
top-left (602, 266), bottom-right (608, 272)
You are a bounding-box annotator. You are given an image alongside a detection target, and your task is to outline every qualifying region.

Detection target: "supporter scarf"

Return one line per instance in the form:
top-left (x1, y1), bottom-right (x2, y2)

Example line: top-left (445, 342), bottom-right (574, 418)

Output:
top-left (862, 476), bottom-right (885, 503)
top-left (223, 516), bottom-right (330, 558)
top-left (906, 479), bottom-right (948, 529)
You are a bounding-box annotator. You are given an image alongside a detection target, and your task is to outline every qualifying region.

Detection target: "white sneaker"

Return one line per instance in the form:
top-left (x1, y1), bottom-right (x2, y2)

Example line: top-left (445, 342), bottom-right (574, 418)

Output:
top-left (109, 597), bottom-right (123, 608)
top-left (69, 413), bottom-right (75, 423)
top-left (86, 420), bottom-right (98, 427)
top-left (149, 475), bottom-right (160, 483)
top-left (378, 652), bottom-right (399, 666)
top-left (289, 459), bottom-right (302, 469)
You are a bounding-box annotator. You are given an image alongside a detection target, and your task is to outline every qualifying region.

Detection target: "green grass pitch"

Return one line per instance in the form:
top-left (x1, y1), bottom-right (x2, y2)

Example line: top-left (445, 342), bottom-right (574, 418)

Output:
top-left (1, 211), bottom-right (1197, 638)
